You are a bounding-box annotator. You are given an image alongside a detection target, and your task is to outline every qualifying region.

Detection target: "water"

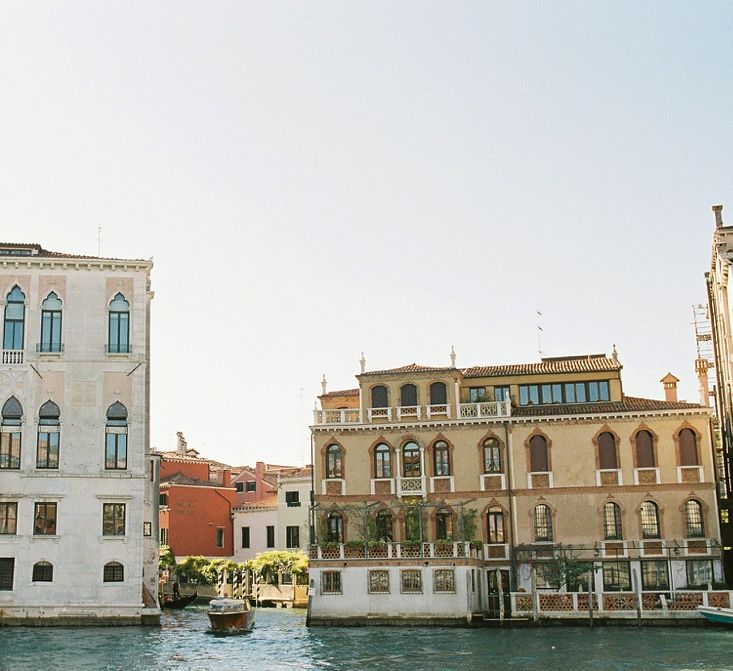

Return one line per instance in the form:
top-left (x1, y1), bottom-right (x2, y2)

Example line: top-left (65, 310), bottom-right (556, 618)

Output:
top-left (1, 608), bottom-right (733, 671)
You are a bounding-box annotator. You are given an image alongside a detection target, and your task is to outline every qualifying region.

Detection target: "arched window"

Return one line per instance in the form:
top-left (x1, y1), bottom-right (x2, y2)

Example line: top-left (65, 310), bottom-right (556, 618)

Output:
top-left (640, 501), bottom-right (660, 538)
top-left (39, 292), bottom-right (62, 353)
top-left (400, 384), bottom-right (417, 407)
top-left (435, 508), bottom-right (453, 540)
top-left (108, 293), bottom-right (130, 354)
top-left (1, 396), bottom-right (23, 469)
top-left (487, 508), bottom-right (505, 544)
top-left (32, 561), bottom-right (53, 582)
top-left (598, 432), bottom-right (618, 470)
top-left (37, 400), bottom-right (60, 469)
top-left (603, 502), bottom-right (622, 540)
top-left (635, 430), bottom-right (655, 468)
top-left (429, 382), bottom-right (447, 405)
top-left (685, 500), bottom-right (704, 538)
top-left (105, 402), bottom-right (128, 470)
top-left (534, 504), bottom-right (553, 541)
top-left (371, 385), bottom-right (388, 408)
top-left (679, 429), bottom-right (699, 466)
top-left (3, 286), bottom-right (25, 350)
top-left (433, 440), bottom-right (450, 476)
top-left (483, 438), bottom-right (502, 473)
top-left (375, 509), bottom-right (393, 542)
top-left (326, 444), bottom-right (343, 478)
top-left (529, 435), bottom-right (549, 472)
top-left (374, 443), bottom-right (391, 478)
top-left (402, 441), bottom-right (421, 477)
top-left (103, 561), bottom-right (124, 582)
top-left (326, 513), bottom-right (343, 542)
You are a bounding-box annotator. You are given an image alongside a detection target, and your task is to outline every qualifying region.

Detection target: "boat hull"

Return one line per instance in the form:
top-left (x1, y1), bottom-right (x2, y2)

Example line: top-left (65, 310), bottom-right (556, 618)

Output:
top-left (207, 605), bottom-right (255, 631)
top-left (698, 606), bottom-right (733, 625)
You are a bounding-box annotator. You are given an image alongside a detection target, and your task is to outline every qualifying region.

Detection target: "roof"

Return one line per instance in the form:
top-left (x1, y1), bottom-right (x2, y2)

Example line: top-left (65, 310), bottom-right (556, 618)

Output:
top-left (160, 471), bottom-right (232, 488)
top-left (358, 363), bottom-right (455, 377)
top-left (0, 242), bottom-right (149, 263)
top-left (320, 388), bottom-right (360, 398)
top-left (463, 355), bottom-right (621, 378)
top-left (512, 395), bottom-right (703, 418)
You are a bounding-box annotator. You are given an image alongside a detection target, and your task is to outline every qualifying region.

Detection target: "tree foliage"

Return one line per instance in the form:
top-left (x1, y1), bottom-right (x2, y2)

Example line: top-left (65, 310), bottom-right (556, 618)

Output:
top-left (159, 545), bottom-right (177, 572)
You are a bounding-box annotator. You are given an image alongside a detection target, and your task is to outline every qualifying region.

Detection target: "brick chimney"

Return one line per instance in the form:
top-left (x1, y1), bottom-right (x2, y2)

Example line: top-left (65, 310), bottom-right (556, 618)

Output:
top-left (221, 468), bottom-right (231, 487)
top-left (176, 431), bottom-right (187, 456)
top-left (660, 373), bottom-right (679, 402)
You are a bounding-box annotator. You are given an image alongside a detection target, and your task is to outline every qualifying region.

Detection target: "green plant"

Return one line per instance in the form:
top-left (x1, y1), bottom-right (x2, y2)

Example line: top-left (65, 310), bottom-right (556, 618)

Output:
top-left (535, 551), bottom-right (594, 591)
top-left (344, 540), bottom-right (364, 549)
top-left (176, 556), bottom-right (215, 584)
top-left (159, 545), bottom-right (177, 573)
top-left (434, 538), bottom-right (453, 545)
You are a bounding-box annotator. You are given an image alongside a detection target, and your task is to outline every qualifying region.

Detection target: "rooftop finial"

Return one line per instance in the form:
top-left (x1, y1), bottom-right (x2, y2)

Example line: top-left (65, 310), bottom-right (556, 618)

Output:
top-left (360, 352), bottom-right (366, 374)
top-left (611, 344), bottom-right (618, 364)
top-left (713, 204), bottom-right (724, 228)
top-left (321, 374), bottom-right (327, 395)
top-left (450, 345), bottom-right (456, 367)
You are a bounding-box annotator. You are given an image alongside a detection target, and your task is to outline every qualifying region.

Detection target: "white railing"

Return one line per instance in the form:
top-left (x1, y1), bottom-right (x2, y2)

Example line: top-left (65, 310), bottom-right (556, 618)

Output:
top-left (313, 408), bottom-right (361, 424)
top-left (429, 475), bottom-right (454, 493)
top-left (596, 468), bottom-right (623, 486)
top-left (311, 541), bottom-right (482, 560)
top-left (397, 476), bottom-right (425, 496)
top-left (459, 400), bottom-right (511, 419)
top-left (677, 465), bottom-right (704, 483)
top-left (2, 349), bottom-right (23, 365)
top-left (426, 404), bottom-right (450, 418)
top-left (634, 467), bottom-right (660, 485)
top-left (397, 405), bottom-right (421, 420)
top-left (480, 473), bottom-right (507, 491)
top-left (370, 478), bottom-right (396, 495)
top-left (368, 407), bottom-right (393, 421)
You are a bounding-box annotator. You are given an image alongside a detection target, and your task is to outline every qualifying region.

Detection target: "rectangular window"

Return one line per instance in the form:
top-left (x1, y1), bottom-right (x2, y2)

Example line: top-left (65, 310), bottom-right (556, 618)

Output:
top-left (567, 570), bottom-right (595, 593)
top-left (519, 385), bottom-right (540, 406)
top-left (159, 493), bottom-right (168, 506)
top-left (235, 482), bottom-right (244, 492)
top-left (588, 381), bottom-right (600, 402)
top-left (266, 525), bottom-right (275, 548)
top-left (550, 384), bottom-right (563, 403)
top-left (686, 560), bottom-right (713, 589)
top-left (0, 558), bottom-right (14, 590)
top-left (245, 481), bottom-right (256, 492)
top-left (102, 503), bottom-right (126, 536)
top-left (34, 502), bottom-right (57, 535)
top-left (216, 527), bottom-right (225, 548)
top-left (599, 381), bottom-right (610, 401)
top-left (0, 502), bottom-right (17, 534)
top-left (241, 526), bottom-right (250, 549)
top-left (368, 570), bottom-right (390, 594)
top-left (641, 561), bottom-right (669, 591)
top-left (574, 383), bottom-right (587, 403)
top-left (160, 528), bottom-right (168, 545)
top-left (322, 570), bottom-right (342, 594)
top-left (105, 432), bottom-right (127, 469)
top-left (487, 511), bottom-right (505, 543)
top-left (401, 569), bottom-right (422, 593)
top-left (285, 491), bottom-right (300, 507)
top-left (541, 384), bottom-right (553, 403)
top-left (36, 430), bottom-right (59, 469)
top-left (602, 562), bottom-right (631, 592)
top-left (564, 383), bottom-right (576, 403)
top-left (469, 387), bottom-right (487, 402)
top-left (0, 432), bottom-right (21, 469)
top-left (433, 569), bottom-right (455, 593)
top-left (494, 386), bottom-right (510, 402)
top-left (286, 525), bottom-right (300, 548)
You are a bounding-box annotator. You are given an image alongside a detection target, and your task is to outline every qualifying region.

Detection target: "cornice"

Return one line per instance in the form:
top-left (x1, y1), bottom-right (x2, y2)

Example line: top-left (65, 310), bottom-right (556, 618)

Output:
top-left (0, 258), bottom-right (152, 272)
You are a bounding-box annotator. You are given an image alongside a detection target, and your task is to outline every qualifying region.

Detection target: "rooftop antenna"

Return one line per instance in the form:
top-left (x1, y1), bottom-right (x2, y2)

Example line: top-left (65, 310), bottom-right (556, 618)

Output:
top-left (537, 310), bottom-right (544, 358)
top-left (97, 224), bottom-right (102, 257)
top-left (299, 387), bottom-right (305, 466)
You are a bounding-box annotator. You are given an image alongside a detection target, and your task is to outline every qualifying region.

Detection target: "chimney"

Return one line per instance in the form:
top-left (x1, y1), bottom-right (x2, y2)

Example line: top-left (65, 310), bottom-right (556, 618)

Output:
top-left (713, 204), bottom-right (724, 228)
top-left (450, 345), bottom-right (456, 368)
top-left (321, 374), bottom-right (327, 395)
top-left (176, 431), bottom-right (187, 456)
top-left (222, 468), bottom-right (231, 487)
top-left (695, 358), bottom-right (711, 407)
top-left (660, 373), bottom-right (679, 402)
top-left (360, 352), bottom-right (366, 374)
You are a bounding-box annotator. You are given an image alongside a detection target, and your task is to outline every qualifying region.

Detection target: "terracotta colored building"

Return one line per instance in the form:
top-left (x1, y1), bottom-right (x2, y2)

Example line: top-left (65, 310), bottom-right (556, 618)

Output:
top-left (158, 433), bottom-right (236, 558)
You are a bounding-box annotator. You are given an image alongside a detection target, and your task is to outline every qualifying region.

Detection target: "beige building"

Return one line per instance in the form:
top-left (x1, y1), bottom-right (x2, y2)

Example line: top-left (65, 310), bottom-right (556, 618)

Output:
top-left (0, 243), bottom-right (159, 625)
top-left (308, 351), bottom-right (728, 624)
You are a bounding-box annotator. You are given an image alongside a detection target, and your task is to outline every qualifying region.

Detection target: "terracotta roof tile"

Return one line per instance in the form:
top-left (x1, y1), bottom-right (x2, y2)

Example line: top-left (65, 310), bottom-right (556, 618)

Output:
top-left (0, 242), bottom-right (148, 263)
top-left (160, 471), bottom-right (231, 488)
top-left (512, 395), bottom-right (703, 418)
top-left (320, 388), bottom-right (360, 398)
top-left (359, 363), bottom-right (455, 377)
top-left (464, 355), bottom-right (621, 377)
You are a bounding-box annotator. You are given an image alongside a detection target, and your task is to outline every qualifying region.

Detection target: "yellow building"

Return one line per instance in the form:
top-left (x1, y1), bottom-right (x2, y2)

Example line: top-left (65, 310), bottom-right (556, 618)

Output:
top-left (307, 352), bottom-right (728, 624)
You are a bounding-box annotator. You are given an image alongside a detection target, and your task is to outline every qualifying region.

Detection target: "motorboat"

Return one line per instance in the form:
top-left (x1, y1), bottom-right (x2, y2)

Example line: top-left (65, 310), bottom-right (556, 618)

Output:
top-left (698, 605), bottom-right (733, 625)
top-left (207, 597), bottom-right (255, 631)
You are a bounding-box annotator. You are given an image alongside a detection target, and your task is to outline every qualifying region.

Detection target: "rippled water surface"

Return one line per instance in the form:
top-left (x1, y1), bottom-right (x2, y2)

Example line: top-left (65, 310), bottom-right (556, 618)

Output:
top-left (2, 608), bottom-right (733, 671)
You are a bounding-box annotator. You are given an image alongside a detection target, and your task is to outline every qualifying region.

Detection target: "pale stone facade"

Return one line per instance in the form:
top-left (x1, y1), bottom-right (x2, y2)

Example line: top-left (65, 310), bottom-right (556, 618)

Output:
top-left (308, 353), bottom-right (727, 624)
top-left (0, 243), bottom-right (159, 625)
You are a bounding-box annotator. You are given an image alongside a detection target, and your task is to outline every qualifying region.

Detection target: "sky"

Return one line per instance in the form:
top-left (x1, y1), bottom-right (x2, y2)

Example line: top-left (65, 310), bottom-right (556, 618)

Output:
top-left (1, 2), bottom-right (732, 467)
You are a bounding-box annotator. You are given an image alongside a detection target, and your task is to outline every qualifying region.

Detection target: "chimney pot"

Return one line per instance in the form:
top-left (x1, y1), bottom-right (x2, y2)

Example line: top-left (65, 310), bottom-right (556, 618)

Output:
top-left (713, 204), bottom-right (724, 228)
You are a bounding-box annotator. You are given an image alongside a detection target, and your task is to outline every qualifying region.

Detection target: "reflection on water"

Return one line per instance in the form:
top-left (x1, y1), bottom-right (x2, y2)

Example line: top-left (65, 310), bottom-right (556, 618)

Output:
top-left (1, 607), bottom-right (732, 671)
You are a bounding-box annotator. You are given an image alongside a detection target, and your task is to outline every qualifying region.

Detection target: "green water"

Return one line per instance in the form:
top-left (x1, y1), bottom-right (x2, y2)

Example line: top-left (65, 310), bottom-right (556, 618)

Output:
top-left (1, 608), bottom-right (732, 671)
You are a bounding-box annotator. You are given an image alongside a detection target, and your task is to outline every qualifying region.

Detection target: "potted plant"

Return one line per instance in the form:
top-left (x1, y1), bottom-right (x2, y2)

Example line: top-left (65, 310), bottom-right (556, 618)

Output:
top-left (344, 540), bottom-right (366, 558)
top-left (434, 538), bottom-right (454, 557)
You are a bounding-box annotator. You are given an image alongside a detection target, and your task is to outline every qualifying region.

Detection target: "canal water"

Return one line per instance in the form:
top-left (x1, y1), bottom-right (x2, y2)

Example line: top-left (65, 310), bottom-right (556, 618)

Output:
top-left (1, 608), bottom-right (732, 671)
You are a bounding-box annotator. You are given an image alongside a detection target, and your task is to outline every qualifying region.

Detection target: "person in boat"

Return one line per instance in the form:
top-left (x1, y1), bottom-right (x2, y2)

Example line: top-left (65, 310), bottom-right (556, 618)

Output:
top-left (173, 581), bottom-right (181, 599)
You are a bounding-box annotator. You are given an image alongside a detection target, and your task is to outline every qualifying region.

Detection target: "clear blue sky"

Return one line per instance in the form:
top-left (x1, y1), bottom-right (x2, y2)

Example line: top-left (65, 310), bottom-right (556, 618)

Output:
top-left (2, 2), bottom-right (732, 466)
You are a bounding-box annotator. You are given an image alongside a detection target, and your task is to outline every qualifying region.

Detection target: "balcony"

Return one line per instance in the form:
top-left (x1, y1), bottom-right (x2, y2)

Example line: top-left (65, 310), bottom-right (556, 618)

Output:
top-left (397, 476), bottom-right (426, 497)
top-left (313, 399), bottom-right (510, 426)
top-left (310, 540), bottom-right (484, 561)
top-left (2, 349), bottom-right (23, 365)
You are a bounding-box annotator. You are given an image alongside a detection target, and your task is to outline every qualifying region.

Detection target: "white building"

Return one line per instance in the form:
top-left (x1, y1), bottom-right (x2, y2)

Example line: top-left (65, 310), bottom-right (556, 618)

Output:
top-left (232, 466), bottom-right (312, 562)
top-left (0, 243), bottom-right (160, 625)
